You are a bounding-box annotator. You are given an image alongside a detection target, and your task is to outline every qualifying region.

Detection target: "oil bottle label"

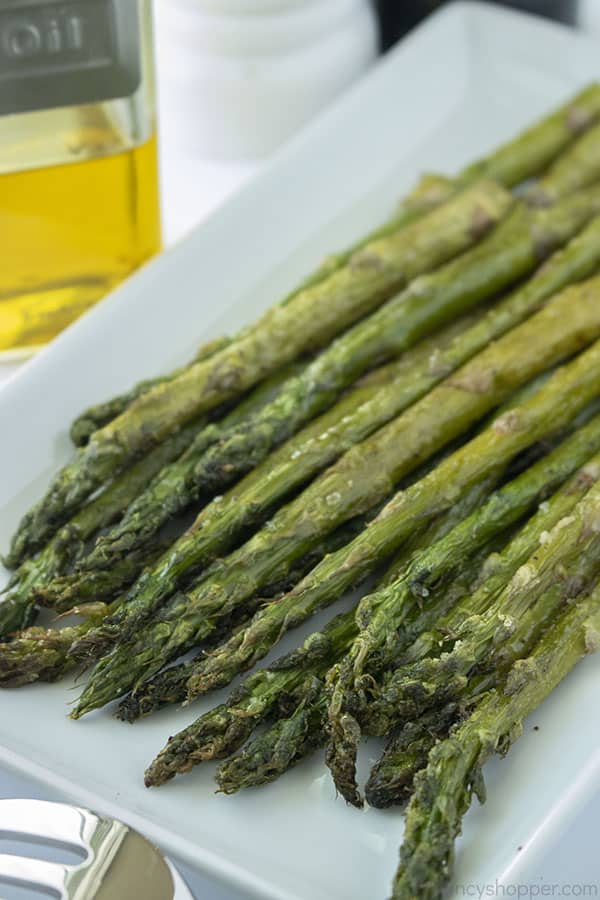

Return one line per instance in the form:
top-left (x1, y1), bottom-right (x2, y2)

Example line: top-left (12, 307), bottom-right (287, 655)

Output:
top-left (0, 0), bottom-right (141, 116)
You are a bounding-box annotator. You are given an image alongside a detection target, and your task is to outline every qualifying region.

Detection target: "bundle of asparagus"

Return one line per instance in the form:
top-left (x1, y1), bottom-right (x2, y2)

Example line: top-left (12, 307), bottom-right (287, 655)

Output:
top-left (4, 84), bottom-right (600, 900)
top-left (391, 584), bottom-right (600, 900)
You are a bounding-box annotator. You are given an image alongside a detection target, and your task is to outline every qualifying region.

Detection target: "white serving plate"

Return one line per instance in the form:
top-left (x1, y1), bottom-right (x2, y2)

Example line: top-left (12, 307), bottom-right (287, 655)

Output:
top-left (1, 4), bottom-right (600, 899)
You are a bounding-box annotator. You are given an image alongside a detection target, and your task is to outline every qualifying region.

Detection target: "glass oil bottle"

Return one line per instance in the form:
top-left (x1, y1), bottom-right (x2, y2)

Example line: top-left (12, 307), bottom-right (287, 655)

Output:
top-left (0, 0), bottom-right (161, 357)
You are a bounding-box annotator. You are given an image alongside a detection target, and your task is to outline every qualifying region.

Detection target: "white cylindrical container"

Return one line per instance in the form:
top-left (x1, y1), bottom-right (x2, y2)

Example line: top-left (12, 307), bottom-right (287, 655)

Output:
top-left (154, 0), bottom-right (379, 159)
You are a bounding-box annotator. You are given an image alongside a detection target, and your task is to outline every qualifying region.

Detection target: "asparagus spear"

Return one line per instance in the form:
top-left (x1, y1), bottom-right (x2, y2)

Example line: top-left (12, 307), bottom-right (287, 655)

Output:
top-left (380, 480), bottom-right (600, 725)
top-left (120, 474), bottom-right (497, 721)
top-left (0, 604), bottom-right (111, 688)
top-left (383, 82), bottom-right (600, 234)
top-left (184, 408), bottom-right (600, 701)
top-left (215, 680), bottom-right (328, 795)
top-left (358, 452), bottom-right (600, 743)
top-left (69, 83), bottom-right (599, 447)
top-left (458, 83), bottom-right (600, 188)
top-left (0, 595), bottom-right (254, 692)
top-left (392, 584), bottom-right (600, 900)
top-left (7, 182), bottom-right (511, 569)
top-left (226, 84), bottom-right (600, 315)
top-left (35, 361), bottom-right (307, 609)
top-left (69, 336), bottom-right (232, 446)
top-left (527, 120), bottom-right (600, 206)
top-left (364, 704), bottom-right (460, 810)
top-left (325, 435), bottom-right (600, 805)
top-left (78, 216), bottom-right (600, 656)
top-left (34, 544), bottom-right (163, 612)
top-left (0, 528), bottom-right (327, 690)
top-left (0, 420), bottom-right (203, 641)
top-left (2, 364), bottom-right (294, 631)
top-left (144, 530), bottom-right (516, 788)
top-left (114, 514), bottom-right (375, 722)
top-left (213, 542), bottom-right (498, 795)
top-left (49, 191), bottom-right (564, 598)
top-left (0, 628), bottom-right (83, 688)
top-left (59, 194), bottom-right (600, 609)
top-left (144, 608), bottom-right (359, 786)
top-left (1, 513), bottom-right (376, 693)
top-left (72, 85), bottom-right (600, 451)
top-left (72, 283), bottom-right (600, 716)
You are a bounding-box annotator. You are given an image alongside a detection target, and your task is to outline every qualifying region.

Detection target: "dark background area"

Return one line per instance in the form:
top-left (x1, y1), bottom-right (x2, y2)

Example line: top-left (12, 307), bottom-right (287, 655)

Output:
top-left (376, 1), bottom-right (578, 50)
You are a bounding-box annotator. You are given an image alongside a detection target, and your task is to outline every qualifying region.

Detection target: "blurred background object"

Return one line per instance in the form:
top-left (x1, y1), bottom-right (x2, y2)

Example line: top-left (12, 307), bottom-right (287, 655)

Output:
top-left (578, 0), bottom-right (600, 35)
top-left (376, 0), bottom-right (577, 49)
top-left (0, 0), bottom-right (161, 358)
top-left (154, 0), bottom-right (588, 243)
top-left (154, 0), bottom-right (379, 159)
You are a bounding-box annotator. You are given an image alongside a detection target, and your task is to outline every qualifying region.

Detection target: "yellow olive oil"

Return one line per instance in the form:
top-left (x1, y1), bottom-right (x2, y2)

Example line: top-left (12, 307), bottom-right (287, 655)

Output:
top-left (0, 0), bottom-right (160, 357)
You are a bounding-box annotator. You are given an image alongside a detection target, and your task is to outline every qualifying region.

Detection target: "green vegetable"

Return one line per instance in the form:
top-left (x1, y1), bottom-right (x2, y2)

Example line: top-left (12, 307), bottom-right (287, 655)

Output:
top-left (326, 428), bottom-right (600, 806)
top-left (83, 208), bottom-right (600, 654)
top-left (36, 362), bottom-right (306, 609)
top-left (7, 181), bottom-right (510, 568)
top-left (364, 704), bottom-right (460, 810)
top-left (392, 583), bottom-right (600, 900)
top-left (186, 411), bottom-right (600, 702)
top-left (119, 477), bottom-right (496, 721)
top-left (380, 480), bottom-right (600, 728)
top-left (527, 120), bottom-right (600, 206)
top-left (458, 83), bottom-right (600, 188)
top-left (143, 609), bottom-right (358, 787)
top-left (266, 83), bottom-right (600, 304)
top-left (72, 281), bottom-right (600, 717)
top-left (0, 420), bottom-right (202, 640)
top-left (69, 336), bottom-right (232, 446)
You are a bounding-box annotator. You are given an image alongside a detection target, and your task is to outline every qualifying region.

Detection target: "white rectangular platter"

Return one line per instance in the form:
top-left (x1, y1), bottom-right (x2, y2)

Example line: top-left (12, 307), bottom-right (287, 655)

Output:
top-left (1, 4), bottom-right (600, 899)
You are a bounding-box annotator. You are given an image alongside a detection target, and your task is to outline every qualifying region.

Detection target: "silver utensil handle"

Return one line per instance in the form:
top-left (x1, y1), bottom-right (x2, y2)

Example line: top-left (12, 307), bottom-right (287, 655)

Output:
top-left (0, 799), bottom-right (181, 900)
top-left (0, 796), bottom-right (101, 848)
top-left (0, 852), bottom-right (69, 896)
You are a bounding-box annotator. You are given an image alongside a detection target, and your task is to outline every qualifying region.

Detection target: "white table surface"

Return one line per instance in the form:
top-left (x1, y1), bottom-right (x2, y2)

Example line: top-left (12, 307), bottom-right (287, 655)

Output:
top-left (2, 11), bottom-right (600, 896)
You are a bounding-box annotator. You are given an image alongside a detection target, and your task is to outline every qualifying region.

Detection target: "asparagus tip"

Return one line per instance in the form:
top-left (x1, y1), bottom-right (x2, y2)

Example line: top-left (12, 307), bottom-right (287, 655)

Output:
top-left (326, 711), bottom-right (365, 809)
top-left (144, 761), bottom-right (174, 788)
top-left (115, 695), bottom-right (142, 723)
